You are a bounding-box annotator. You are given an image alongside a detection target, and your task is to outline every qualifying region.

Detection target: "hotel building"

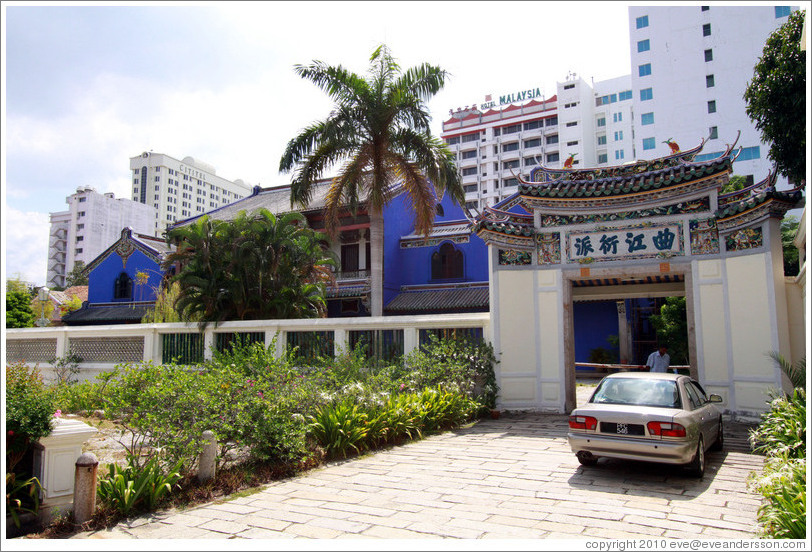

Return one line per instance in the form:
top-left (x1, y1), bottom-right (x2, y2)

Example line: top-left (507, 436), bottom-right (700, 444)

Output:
top-left (441, 74), bottom-right (635, 211)
top-left (129, 152), bottom-right (254, 234)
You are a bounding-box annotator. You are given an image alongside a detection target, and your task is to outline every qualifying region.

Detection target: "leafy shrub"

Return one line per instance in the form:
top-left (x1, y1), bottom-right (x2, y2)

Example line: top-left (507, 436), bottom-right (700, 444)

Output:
top-left (210, 335), bottom-right (289, 378)
top-left (6, 289), bottom-right (35, 328)
top-left (103, 362), bottom-right (202, 469)
top-left (749, 387), bottom-right (806, 538)
top-left (649, 296), bottom-right (689, 365)
top-left (401, 335), bottom-right (498, 410)
top-left (6, 362), bottom-right (57, 528)
top-left (49, 352), bottom-right (82, 386)
top-left (6, 472), bottom-right (42, 529)
top-left (307, 401), bottom-right (370, 458)
top-left (750, 388), bottom-right (806, 459)
top-left (52, 371), bottom-right (115, 414)
top-left (309, 344), bottom-right (388, 393)
top-left (97, 456), bottom-right (182, 515)
top-left (93, 336), bottom-right (496, 482)
top-left (749, 457), bottom-right (806, 539)
top-left (307, 386), bottom-right (480, 459)
top-left (6, 363), bottom-right (57, 467)
top-left (103, 358), bottom-right (312, 472)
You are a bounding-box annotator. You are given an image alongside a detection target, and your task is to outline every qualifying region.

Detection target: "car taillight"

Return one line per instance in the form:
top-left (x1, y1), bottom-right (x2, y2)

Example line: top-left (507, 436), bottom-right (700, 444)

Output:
top-left (647, 421), bottom-right (687, 437)
top-left (569, 415), bottom-right (598, 430)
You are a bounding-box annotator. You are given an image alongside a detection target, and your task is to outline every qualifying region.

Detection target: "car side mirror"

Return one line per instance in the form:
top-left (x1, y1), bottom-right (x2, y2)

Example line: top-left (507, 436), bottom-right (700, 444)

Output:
top-left (708, 394), bottom-right (723, 403)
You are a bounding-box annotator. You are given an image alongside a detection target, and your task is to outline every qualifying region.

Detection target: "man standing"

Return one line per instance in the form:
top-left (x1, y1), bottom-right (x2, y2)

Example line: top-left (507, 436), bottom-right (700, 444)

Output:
top-left (646, 346), bottom-right (671, 373)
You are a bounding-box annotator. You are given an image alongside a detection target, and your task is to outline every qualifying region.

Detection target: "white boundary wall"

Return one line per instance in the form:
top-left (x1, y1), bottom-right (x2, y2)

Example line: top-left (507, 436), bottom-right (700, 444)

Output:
top-left (5, 313), bottom-right (490, 383)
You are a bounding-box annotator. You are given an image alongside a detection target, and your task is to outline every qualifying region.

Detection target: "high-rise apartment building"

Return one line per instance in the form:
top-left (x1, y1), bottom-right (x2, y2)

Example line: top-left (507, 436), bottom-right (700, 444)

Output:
top-left (129, 152), bottom-right (254, 233)
top-left (47, 187), bottom-right (157, 288)
top-left (629, 5), bottom-right (799, 186)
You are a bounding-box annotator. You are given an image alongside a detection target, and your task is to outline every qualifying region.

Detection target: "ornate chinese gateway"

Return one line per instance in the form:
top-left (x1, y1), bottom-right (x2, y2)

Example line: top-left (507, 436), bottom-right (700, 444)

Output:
top-left (474, 137), bottom-right (802, 267)
top-left (471, 136), bottom-right (805, 416)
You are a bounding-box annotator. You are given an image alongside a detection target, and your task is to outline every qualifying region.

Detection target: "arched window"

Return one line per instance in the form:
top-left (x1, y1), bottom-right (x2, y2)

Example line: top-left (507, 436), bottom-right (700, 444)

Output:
top-left (114, 272), bottom-right (132, 300)
top-left (431, 242), bottom-right (464, 280)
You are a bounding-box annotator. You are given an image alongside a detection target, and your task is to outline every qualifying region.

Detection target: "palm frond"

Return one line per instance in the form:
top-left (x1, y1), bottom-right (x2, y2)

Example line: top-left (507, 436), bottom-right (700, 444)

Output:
top-left (293, 61), bottom-right (368, 107)
top-left (386, 152), bottom-right (437, 236)
top-left (769, 351), bottom-right (806, 390)
top-left (280, 111), bottom-right (358, 173)
top-left (390, 128), bottom-right (463, 204)
top-left (290, 138), bottom-right (358, 208)
top-left (393, 63), bottom-right (449, 102)
top-left (369, 44), bottom-right (400, 90)
top-left (280, 44), bottom-right (455, 256)
top-left (322, 147), bottom-right (373, 236)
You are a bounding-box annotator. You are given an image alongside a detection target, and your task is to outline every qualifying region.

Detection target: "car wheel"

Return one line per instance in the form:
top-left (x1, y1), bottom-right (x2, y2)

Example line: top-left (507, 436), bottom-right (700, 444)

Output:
top-left (576, 451), bottom-right (598, 466)
top-left (710, 419), bottom-right (724, 451)
top-left (686, 437), bottom-right (705, 477)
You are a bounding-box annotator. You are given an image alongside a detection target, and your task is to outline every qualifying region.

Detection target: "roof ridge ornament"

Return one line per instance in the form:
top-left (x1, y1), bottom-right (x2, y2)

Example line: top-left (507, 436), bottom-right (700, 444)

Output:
top-left (523, 137), bottom-right (710, 185)
top-left (662, 138), bottom-right (680, 154)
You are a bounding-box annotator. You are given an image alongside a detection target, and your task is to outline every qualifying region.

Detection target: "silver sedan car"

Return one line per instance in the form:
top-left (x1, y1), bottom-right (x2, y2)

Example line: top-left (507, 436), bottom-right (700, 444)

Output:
top-left (567, 372), bottom-right (724, 477)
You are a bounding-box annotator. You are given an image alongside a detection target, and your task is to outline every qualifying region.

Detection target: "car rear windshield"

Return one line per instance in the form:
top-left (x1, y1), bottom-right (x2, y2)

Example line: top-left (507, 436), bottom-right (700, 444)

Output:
top-left (590, 378), bottom-right (682, 409)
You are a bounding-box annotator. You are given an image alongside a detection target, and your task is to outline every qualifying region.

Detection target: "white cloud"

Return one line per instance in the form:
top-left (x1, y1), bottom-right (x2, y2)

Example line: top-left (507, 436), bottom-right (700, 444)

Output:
top-left (2, 207), bottom-right (50, 286)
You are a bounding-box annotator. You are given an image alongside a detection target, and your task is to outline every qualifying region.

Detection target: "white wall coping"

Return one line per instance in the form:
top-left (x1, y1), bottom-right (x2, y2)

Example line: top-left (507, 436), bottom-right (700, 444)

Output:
top-left (5, 312), bottom-right (491, 338)
top-left (39, 418), bottom-right (98, 447)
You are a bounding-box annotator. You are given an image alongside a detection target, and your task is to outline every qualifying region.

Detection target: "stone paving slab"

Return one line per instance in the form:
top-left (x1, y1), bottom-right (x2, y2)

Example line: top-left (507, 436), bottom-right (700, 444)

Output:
top-left (70, 409), bottom-right (766, 542)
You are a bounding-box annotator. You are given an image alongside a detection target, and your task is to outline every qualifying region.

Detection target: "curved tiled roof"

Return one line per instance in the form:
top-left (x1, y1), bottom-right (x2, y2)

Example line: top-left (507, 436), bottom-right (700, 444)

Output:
top-left (716, 187), bottom-right (805, 220)
top-left (519, 156), bottom-right (732, 200)
top-left (473, 132), bottom-right (803, 248)
top-left (473, 218), bottom-right (535, 237)
top-left (717, 170), bottom-right (776, 208)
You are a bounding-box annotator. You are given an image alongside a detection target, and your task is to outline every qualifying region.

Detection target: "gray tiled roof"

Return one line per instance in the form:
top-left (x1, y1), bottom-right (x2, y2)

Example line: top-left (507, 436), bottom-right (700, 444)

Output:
top-left (134, 233), bottom-right (174, 255)
top-left (384, 286), bottom-right (489, 314)
top-left (172, 180), bottom-right (337, 227)
top-left (61, 303), bottom-right (153, 325)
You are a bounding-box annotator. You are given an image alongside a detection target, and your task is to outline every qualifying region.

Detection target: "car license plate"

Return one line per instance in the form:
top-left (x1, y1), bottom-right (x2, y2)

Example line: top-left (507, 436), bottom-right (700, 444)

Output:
top-left (600, 422), bottom-right (645, 435)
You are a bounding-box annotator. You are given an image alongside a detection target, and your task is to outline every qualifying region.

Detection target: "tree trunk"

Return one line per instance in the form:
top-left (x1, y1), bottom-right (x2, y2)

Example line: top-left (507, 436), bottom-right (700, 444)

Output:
top-left (369, 209), bottom-right (384, 317)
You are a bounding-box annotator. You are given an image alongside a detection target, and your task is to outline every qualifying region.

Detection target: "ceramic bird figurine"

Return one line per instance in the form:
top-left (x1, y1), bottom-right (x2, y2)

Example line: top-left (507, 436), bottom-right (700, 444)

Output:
top-left (663, 138), bottom-right (680, 154)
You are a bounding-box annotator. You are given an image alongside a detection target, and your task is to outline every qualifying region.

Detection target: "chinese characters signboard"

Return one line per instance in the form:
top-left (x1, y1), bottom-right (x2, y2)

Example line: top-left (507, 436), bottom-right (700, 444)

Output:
top-left (566, 223), bottom-right (684, 263)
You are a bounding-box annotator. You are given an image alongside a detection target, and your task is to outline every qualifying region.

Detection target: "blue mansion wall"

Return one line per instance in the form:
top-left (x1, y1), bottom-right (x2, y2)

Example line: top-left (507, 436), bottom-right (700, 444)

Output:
top-left (573, 301), bottom-right (620, 363)
top-left (382, 191), bottom-right (488, 307)
top-left (87, 249), bottom-right (164, 304)
top-left (63, 228), bottom-right (172, 325)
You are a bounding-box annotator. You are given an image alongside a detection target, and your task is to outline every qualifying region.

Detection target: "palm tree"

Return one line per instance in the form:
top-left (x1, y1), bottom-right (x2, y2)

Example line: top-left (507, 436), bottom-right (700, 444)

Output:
top-left (164, 210), bottom-right (335, 324)
top-left (163, 216), bottom-right (227, 323)
top-left (279, 44), bottom-right (463, 316)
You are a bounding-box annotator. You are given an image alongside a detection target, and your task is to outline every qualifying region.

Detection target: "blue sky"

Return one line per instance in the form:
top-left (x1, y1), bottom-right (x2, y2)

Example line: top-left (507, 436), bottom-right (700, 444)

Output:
top-left (2, 1), bottom-right (634, 286)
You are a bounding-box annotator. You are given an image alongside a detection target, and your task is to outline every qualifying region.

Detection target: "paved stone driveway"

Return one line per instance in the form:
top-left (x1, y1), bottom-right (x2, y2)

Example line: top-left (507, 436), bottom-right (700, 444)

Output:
top-left (76, 409), bottom-right (765, 540)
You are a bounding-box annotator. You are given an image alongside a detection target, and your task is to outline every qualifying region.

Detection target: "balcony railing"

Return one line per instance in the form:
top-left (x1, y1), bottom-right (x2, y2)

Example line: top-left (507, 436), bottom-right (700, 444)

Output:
top-left (333, 269), bottom-right (371, 281)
